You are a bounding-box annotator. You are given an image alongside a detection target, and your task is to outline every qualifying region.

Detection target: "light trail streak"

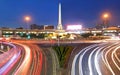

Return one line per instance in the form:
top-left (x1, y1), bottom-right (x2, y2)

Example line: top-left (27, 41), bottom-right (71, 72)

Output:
top-left (94, 47), bottom-right (103, 75)
top-left (78, 45), bottom-right (97, 75)
top-left (88, 47), bottom-right (99, 75)
top-left (104, 43), bottom-right (119, 75)
top-left (39, 51), bottom-right (43, 75)
top-left (12, 46), bottom-right (25, 74)
top-left (101, 43), bottom-right (118, 74)
top-left (71, 45), bottom-right (93, 75)
top-left (14, 43), bottom-right (32, 75)
top-left (114, 52), bottom-right (120, 63)
top-left (0, 51), bottom-right (21, 75)
top-left (0, 52), bottom-right (20, 75)
top-left (0, 48), bottom-right (15, 68)
top-left (0, 42), bottom-right (21, 74)
top-left (101, 45), bottom-right (112, 69)
top-left (71, 42), bottom-right (120, 75)
top-left (71, 54), bottom-right (79, 75)
top-left (71, 44), bottom-right (98, 75)
top-left (80, 44), bottom-right (97, 75)
top-left (22, 44), bottom-right (43, 75)
top-left (0, 42), bottom-right (44, 75)
top-left (111, 46), bottom-right (120, 71)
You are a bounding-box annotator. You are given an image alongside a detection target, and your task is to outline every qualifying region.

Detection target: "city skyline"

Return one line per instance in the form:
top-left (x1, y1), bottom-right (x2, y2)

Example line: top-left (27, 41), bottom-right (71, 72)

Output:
top-left (0, 0), bottom-right (120, 28)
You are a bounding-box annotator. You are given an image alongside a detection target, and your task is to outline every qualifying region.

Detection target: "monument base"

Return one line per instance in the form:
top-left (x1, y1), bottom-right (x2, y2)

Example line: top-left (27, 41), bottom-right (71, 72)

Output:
top-left (55, 29), bottom-right (65, 33)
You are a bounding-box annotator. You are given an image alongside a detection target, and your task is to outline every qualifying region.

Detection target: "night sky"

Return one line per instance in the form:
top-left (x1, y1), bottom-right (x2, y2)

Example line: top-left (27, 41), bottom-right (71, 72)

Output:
top-left (0, 0), bottom-right (120, 28)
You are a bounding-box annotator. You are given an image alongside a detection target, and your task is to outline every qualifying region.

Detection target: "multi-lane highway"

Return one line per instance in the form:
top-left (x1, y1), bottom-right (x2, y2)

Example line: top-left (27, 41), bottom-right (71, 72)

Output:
top-left (0, 42), bottom-right (45, 75)
top-left (0, 42), bottom-right (22, 75)
top-left (71, 42), bottom-right (120, 75)
top-left (0, 39), bottom-right (60, 75)
top-left (22, 43), bottom-right (44, 75)
top-left (2, 39), bottom-right (120, 75)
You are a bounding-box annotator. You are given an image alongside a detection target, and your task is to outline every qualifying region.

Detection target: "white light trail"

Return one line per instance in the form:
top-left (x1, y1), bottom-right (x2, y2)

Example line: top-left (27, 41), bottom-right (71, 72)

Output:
top-left (114, 52), bottom-right (120, 63)
top-left (88, 47), bottom-right (99, 75)
top-left (111, 46), bottom-right (120, 71)
top-left (14, 43), bottom-right (32, 75)
top-left (71, 44), bottom-right (97, 75)
top-left (71, 42), bottom-right (120, 75)
top-left (71, 54), bottom-right (79, 75)
top-left (79, 44), bottom-right (98, 75)
top-left (104, 44), bottom-right (118, 75)
top-left (94, 45), bottom-right (107, 75)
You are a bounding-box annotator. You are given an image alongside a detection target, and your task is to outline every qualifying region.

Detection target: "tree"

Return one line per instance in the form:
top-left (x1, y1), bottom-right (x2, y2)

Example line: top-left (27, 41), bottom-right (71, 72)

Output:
top-left (96, 33), bottom-right (102, 36)
top-left (81, 33), bottom-right (93, 38)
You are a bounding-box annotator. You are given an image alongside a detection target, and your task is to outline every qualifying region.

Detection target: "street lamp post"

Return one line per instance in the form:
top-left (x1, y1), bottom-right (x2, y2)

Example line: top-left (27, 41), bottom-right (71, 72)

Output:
top-left (103, 13), bottom-right (109, 28)
top-left (24, 16), bottom-right (31, 29)
top-left (57, 35), bottom-right (60, 46)
top-left (24, 16), bottom-right (31, 39)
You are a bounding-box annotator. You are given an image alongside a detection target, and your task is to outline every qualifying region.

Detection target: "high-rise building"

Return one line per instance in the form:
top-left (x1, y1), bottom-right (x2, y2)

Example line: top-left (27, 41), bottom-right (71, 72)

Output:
top-left (57, 3), bottom-right (63, 30)
top-left (30, 24), bottom-right (54, 30)
top-left (30, 24), bottom-right (42, 29)
top-left (44, 25), bottom-right (54, 30)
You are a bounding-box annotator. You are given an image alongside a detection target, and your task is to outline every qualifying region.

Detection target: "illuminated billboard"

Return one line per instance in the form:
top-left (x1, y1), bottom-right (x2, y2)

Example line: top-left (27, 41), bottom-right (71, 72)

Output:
top-left (66, 25), bottom-right (82, 30)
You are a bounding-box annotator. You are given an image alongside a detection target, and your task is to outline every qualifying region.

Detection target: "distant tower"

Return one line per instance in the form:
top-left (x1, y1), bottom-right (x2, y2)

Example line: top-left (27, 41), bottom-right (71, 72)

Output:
top-left (57, 3), bottom-right (63, 30)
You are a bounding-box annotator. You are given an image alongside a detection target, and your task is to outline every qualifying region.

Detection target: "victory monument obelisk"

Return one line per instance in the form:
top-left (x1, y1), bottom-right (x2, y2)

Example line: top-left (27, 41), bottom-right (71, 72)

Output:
top-left (57, 3), bottom-right (63, 30)
top-left (56, 3), bottom-right (65, 33)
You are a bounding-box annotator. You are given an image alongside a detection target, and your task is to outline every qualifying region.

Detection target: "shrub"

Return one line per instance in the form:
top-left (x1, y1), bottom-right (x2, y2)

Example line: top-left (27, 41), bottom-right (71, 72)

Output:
top-left (52, 46), bottom-right (74, 68)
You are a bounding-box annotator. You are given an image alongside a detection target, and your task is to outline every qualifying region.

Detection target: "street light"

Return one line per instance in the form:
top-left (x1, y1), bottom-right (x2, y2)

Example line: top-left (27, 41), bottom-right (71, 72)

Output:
top-left (103, 13), bottom-right (109, 19)
top-left (25, 16), bottom-right (31, 21)
top-left (24, 16), bottom-right (31, 29)
top-left (24, 16), bottom-right (31, 39)
top-left (102, 13), bottom-right (110, 28)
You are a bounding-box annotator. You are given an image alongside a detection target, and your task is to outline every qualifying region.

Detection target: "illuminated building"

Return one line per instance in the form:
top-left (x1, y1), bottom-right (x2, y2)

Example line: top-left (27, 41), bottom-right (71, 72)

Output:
top-left (103, 26), bottom-right (120, 36)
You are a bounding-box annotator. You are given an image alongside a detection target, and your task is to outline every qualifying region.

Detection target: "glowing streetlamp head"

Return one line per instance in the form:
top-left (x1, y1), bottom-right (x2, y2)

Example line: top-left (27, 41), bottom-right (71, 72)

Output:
top-left (24, 16), bottom-right (31, 21)
top-left (103, 14), bottom-right (109, 18)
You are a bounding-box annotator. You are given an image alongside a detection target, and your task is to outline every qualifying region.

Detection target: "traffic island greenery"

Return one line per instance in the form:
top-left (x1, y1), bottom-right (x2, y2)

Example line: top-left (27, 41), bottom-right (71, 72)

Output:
top-left (52, 45), bottom-right (74, 68)
top-left (81, 33), bottom-right (93, 38)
